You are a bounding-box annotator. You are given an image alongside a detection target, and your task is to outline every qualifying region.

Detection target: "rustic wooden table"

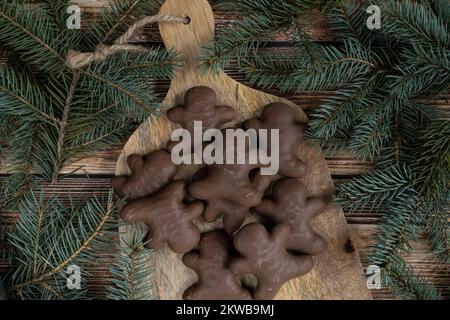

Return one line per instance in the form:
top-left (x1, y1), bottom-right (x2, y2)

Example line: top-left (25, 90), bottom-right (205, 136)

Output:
top-left (0, 0), bottom-right (448, 299)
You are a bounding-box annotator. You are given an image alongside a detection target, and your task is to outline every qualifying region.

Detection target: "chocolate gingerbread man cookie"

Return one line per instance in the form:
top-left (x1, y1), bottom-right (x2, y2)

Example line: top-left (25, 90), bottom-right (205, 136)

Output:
top-left (167, 86), bottom-right (235, 137)
top-left (183, 231), bottom-right (252, 300)
top-left (230, 223), bottom-right (314, 300)
top-left (121, 180), bottom-right (204, 254)
top-left (112, 151), bottom-right (177, 199)
top-left (192, 167), bottom-right (271, 233)
top-left (256, 178), bottom-right (331, 255)
top-left (243, 102), bottom-right (306, 178)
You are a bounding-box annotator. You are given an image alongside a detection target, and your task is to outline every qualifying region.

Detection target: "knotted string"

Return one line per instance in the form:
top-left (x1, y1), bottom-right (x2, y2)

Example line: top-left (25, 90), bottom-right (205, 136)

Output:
top-left (67, 14), bottom-right (189, 69)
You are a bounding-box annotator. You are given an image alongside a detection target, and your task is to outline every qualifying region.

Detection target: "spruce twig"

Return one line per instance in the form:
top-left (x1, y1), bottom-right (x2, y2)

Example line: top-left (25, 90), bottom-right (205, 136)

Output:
top-left (52, 72), bottom-right (80, 183)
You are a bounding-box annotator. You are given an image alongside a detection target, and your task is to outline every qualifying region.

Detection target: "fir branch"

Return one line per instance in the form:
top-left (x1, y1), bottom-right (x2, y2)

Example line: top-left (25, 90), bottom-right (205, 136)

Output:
top-left (412, 120), bottom-right (450, 202)
top-left (328, 2), bottom-right (373, 45)
top-left (0, 0), bottom-right (180, 201)
top-left (42, 0), bottom-right (71, 33)
top-left (382, 0), bottom-right (449, 49)
top-left (335, 166), bottom-right (413, 214)
top-left (309, 76), bottom-right (379, 141)
top-left (349, 94), bottom-right (397, 161)
top-left (0, 0), bottom-right (68, 71)
top-left (85, 0), bottom-right (164, 50)
top-left (383, 259), bottom-right (442, 300)
top-left (368, 197), bottom-right (418, 267)
top-left (424, 0), bottom-right (450, 23)
top-left (0, 66), bottom-right (57, 125)
top-left (5, 191), bottom-right (122, 300)
top-left (244, 39), bottom-right (377, 92)
top-left (422, 202), bottom-right (450, 264)
top-left (108, 224), bottom-right (154, 300)
top-left (52, 72), bottom-right (80, 183)
top-left (242, 51), bottom-right (303, 90)
top-left (201, 0), bottom-right (343, 73)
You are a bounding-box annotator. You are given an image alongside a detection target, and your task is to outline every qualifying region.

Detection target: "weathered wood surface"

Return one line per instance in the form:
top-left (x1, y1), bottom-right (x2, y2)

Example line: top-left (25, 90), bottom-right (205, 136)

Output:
top-left (0, 0), bottom-right (448, 300)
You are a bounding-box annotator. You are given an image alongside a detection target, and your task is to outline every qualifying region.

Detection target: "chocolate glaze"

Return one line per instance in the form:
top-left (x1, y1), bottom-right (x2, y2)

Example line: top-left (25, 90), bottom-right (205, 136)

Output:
top-left (192, 167), bottom-right (271, 234)
top-left (230, 223), bottom-right (314, 300)
top-left (112, 151), bottom-right (177, 199)
top-left (121, 180), bottom-right (203, 254)
top-left (167, 86), bottom-right (235, 151)
top-left (183, 230), bottom-right (252, 300)
top-left (243, 102), bottom-right (307, 178)
top-left (256, 178), bottom-right (331, 255)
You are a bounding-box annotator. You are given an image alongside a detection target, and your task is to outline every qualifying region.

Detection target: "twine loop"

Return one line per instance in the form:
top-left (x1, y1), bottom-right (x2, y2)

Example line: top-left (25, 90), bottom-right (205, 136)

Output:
top-left (67, 14), bottom-right (189, 69)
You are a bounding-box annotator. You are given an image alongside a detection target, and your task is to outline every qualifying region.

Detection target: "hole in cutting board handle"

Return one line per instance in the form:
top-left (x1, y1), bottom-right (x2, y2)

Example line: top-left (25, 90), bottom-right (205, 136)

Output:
top-left (183, 16), bottom-right (191, 25)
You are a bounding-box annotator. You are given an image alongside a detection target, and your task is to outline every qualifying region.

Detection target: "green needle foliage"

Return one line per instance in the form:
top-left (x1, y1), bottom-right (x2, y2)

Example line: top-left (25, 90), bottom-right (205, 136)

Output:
top-left (4, 191), bottom-right (123, 300)
top-left (201, 0), bottom-right (344, 73)
top-left (214, 0), bottom-right (449, 299)
top-left (108, 224), bottom-right (155, 300)
top-left (0, 0), bottom-right (177, 300)
top-left (0, 0), bottom-right (180, 205)
top-left (383, 258), bottom-right (442, 300)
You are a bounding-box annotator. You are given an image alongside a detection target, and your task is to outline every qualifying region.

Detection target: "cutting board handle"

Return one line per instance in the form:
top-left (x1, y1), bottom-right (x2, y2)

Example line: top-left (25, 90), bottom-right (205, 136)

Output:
top-left (159, 0), bottom-right (215, 69)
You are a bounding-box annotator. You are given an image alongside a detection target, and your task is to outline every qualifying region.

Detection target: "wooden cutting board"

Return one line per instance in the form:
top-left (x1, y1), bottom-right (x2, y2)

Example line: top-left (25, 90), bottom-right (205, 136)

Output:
top-left (115, 0), bottom-right (372, 300)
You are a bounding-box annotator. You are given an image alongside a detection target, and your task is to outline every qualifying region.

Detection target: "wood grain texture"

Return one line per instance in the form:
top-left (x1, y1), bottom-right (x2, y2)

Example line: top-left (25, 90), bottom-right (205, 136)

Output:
top-left (115, 0), bottom-right (371, 300)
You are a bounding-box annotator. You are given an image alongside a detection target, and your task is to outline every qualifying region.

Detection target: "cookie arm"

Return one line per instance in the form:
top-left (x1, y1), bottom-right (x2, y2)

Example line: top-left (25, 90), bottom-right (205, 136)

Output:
top-left (215, 105), bottom-right (236, 124)
top-left (254, 279), bottom-right (281, 300)
top-left (167, 106), bottom-right (184, 123)
top-left (185, 201), bottom-right (204, 220)
top-left (255, 199), bottom-right (276, 218)
top-left (182, 252), bottom-right (200, 270)
top-left (290, 255), bottom-right (314, 278)
top-left (306, 196), bottom-right (331, 218)
top-left (271, 224), bottom-right (291, 244)
top-left (120, 198), bottom-right (153, 223)
top-left (251, 171), bottom-right (272, 193)
top-left (230, 258), bottom-right (253, 275)
top-left (145, 230), bottom-right (166, 250)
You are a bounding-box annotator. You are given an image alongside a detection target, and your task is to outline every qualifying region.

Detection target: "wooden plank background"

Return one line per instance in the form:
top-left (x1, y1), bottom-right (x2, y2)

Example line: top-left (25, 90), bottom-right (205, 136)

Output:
top-left (0, 0), bottom-right (448, 300)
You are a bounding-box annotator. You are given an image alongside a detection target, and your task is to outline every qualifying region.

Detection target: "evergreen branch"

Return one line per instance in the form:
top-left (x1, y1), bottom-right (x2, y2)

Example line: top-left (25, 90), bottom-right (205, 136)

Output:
top-left (52, 72), bottom-right (80, 183)
top-left (201, 0), bottom-right (343, 73)
top-left (200, 14), bottom-right (271, 74)
top-left (6, 191), bottom-right (122, 299)
top-left (243, 39), bottom-right (377, 92)
top-left (42, 0), bottom-right (71, 33)
top-left (424, 0), bottom-right (450, 23)
top-left (368, 197), bottom-right (418, 267)
top-left (99, 0), bottom-right (146, 46)
top-left (242, 51), bottom-right (302, 90)
top-left (350, 95), bottom-right (396, 161)
top-left (335, 166), bottom-right (413, 214)
top-left (412, 120), bottom-right (450, 202)
top-left (0, 66), bottom-right (57, 124)
top-left (422, 202), bottom-right (450, 264)
top-left (383, 259), bottom-right (442, 300)
top-left (382, 0), bottom-right (449, 49)
top-left (0, 0), bottom-right (67, 71)
top-left (309, 76), bottom-right (379, 141)
top-left (108, 224), bottom-right (154, 300)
